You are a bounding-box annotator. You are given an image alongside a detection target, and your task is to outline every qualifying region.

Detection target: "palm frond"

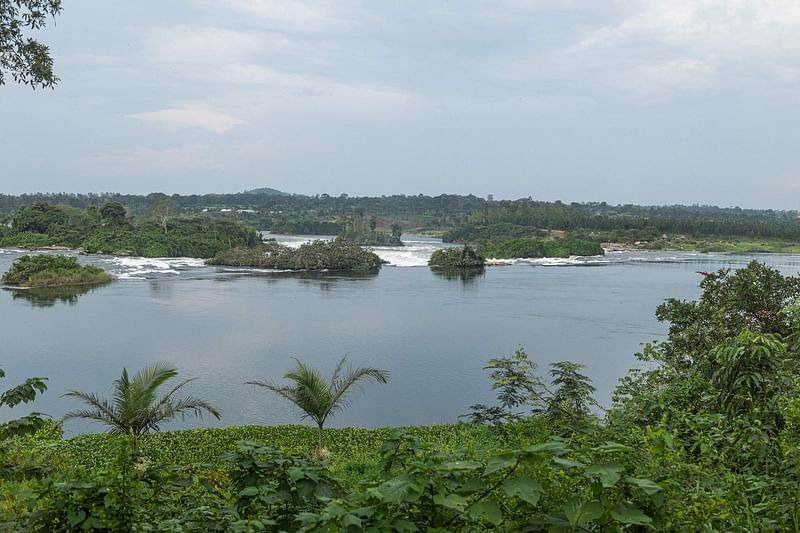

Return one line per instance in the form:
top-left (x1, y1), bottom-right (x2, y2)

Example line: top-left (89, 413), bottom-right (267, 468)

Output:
top-left (62, 364), bottom-right (217, 437)
top-left (62, 390), bottom-right (125, 432)
top-left (329, 364), bottom-right (389, 416)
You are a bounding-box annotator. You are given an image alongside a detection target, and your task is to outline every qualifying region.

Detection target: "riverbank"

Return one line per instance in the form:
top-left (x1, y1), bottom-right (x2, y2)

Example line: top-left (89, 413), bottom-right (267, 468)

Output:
top-left (603, 238), bottom-right (800, 254)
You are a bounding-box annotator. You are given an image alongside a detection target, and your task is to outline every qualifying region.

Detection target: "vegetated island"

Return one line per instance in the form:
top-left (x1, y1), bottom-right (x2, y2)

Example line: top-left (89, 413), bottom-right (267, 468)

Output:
top-left (207, 238), bottom-right (385, 272)
top-left (0, 202), bottom-right (260, 258)
top-left (428, 245), bottom-right (486, 268)
top-left (1, 254), bottom-right (113, 289)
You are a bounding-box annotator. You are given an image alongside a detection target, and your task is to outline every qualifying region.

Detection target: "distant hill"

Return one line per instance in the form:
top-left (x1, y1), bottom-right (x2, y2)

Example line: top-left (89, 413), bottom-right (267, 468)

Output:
top-left (242, 187), bottom-right (292, 196)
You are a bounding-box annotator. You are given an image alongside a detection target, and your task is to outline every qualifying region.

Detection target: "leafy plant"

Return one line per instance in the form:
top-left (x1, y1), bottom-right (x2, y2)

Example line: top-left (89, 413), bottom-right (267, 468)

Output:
top-left (247, 356), bottom-right (388, 451)
top-left (62, 363), bottom-right (221, 447)
top-left (0, 368), bottom-right (48, 441)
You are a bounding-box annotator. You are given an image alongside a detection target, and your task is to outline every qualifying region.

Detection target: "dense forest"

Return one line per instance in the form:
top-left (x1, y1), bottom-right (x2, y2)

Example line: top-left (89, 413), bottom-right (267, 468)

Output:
top-left (4, 192), bottom-right (799, 243)
top-left (0, 192), bottom-right (486, 234)
top-left (0, 202), bottom-right (260, 258)
top-left (444, 200), bottom-right (800, 244)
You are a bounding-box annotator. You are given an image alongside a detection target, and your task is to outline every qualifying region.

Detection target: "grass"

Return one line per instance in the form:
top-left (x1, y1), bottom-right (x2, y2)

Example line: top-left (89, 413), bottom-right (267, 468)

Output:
top-left (12, 422), bottom-right (501, 483)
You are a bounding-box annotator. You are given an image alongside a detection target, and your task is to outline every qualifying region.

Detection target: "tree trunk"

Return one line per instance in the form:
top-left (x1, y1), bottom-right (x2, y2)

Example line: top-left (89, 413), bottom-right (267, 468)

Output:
top-left (318, 422), bottom-right (324, 450)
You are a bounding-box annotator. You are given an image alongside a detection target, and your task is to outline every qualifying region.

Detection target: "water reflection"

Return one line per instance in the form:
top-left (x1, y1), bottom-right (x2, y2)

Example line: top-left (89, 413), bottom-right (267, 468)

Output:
top-left (6, 284), bottom-right (103, 307)
top-left (431, 267), bottom-right (486, 285)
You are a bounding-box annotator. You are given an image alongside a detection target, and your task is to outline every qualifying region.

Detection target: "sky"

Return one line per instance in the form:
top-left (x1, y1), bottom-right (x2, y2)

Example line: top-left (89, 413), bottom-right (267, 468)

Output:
top-left (1, 0), bottom-right (799, 208)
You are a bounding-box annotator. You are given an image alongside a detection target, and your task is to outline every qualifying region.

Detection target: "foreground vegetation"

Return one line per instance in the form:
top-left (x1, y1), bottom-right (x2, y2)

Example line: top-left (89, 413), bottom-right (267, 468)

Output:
top-left (207, 238), bottom-right (385, 272)
top-left (0, 203), bottom-right (260, 258)
top-left (5, 260), bottom-right (800, 530)
top-left (1, 255), bottom-right (113, 289)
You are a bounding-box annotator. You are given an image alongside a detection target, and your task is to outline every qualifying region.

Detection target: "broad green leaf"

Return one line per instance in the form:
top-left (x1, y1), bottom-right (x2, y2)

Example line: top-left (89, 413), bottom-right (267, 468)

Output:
top-left (433, 492), bottom-right (468, 511)
top-left (611, 503), bottom-right (652, 525)
top-left (584, 462), bottom-right (625, 487)
top-left (564, 498), bottom-right (604, 527)
top-left (502, 476), bottom-right (544, 505)
top-left (376, 475), bottom-right (419, 504)
top-left (525, 441), bottom-right (569, 456)
top-left (238, 486), bottom-right (259, 497)
top-left (469, 500), bottom-right (503, 526)
top-left (67, 510), bottom-right (86, 527)
top-left (595, 442), bottom-right (634, 453)
top-left (551, 457), bottom-right (586, 469)
top-left (441, 460), bottom-right (482, 471)
top-left (625, 476), bottom-right (663, 495)
top-left (485, 454), bottom-right (517, 475)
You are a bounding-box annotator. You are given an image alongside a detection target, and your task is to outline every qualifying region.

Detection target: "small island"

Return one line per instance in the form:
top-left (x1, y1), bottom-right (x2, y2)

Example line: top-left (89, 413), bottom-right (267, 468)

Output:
top-left (428, 245), bottom-right (486, 268)
top-left (207, 238), bottom-right (385, 272)
top-left (2, 254), bottom-right (114, 289)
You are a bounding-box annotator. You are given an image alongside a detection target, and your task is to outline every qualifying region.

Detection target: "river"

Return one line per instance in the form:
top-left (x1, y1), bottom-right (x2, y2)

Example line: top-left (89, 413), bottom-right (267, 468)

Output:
top-left (3, 236), bottom-right (800, 435)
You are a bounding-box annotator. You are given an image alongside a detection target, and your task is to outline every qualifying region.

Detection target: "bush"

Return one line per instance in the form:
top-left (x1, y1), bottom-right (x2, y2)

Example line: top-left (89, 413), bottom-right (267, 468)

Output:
top-left (428, 245), bottom-right (485, 268)
top-left (1, 255), bottom-right (113, 288)
top-left (207, 238), bottom-right (384, 271)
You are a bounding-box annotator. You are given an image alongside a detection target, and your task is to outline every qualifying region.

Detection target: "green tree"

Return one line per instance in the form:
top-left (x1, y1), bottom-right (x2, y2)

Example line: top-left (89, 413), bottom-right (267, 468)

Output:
top-left (247, 356), bottom-right (388, 451)
top-left (62, 362), bottom-right (221, 447)
top-left (0, 367), bottom-right (47, 440)
top-left (465, 347), bottom-right (547, 425)
top-left (547, 361), bottom-right (596, 422)
top-left (99, 201), bottom-right (127, 226)
top-left (0, 0), bottom-right (62, 88)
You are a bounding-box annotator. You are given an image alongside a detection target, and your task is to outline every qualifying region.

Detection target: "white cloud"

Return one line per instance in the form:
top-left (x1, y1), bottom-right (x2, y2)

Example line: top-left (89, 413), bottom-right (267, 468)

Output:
top-left (143, 26), bottom-right (283, 65)
top-left (213, 0), bottom-right (354, 33)
top-left (83, 144), bottom-right (216, 178)
top-left (620, 58), bottom-right (718, 99)
top-left (129, 106), bottom-right (242, 134)
top-left (488, 0), bottom-right (800, 100)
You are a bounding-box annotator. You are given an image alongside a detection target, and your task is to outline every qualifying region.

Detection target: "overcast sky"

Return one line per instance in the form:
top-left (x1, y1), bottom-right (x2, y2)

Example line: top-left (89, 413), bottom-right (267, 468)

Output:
top-left (1, 0), bottom-right (799, 208)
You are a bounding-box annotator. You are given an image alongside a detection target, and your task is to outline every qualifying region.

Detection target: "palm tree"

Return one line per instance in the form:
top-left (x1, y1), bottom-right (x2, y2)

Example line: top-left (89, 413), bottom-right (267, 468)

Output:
top-left (63, 362), bottom-right (221, 446)
top-left (248, 356), bottom-right (388, 450)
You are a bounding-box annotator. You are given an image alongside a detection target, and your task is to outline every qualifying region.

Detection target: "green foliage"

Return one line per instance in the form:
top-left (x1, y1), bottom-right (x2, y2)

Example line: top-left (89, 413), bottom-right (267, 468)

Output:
top-left (339, 213), bottom-right (404, 246)
top-left (477, 237), bottom-right (604, 259)
top-left (62, 363), bottom-right (221, 445)
top-left (99, 201), bottom-right (127, 226)
top-left (248, 356), bottom-right (388, 449)
top-left (1, 254), bottom-right (113, 288)
top-left (208, 238), bottom-right (385, 271)
top-left (465, 348), bottom-right (547, 426)
top-left (649, 260), bottom-right (800, 378)
top-left (0, 0), bottom-right (62, 88)
top-left (547, 362), bottom-right (597, 422)
top-left (428, 245), bottom-right (485, 268)
top-left (0, 368), bottom-right (48, 441)
top-left (444, 198), bottom-right (800, 244)
top-left (0, 203), bottom-right (260, 258)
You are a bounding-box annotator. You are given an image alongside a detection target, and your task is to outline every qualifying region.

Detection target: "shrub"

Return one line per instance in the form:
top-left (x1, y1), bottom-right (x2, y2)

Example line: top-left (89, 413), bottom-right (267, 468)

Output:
top-left (1, 255), bottom-right (113, 288)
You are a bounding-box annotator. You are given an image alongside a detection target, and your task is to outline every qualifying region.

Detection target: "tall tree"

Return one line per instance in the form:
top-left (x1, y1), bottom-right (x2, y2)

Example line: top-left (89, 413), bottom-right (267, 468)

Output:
top-left (0, 0), bottom-right (62, 88)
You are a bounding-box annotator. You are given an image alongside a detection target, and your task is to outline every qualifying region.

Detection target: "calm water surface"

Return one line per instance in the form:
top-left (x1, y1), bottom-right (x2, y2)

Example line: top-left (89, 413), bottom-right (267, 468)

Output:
top-left (3, 237), bottom-right (800, 435)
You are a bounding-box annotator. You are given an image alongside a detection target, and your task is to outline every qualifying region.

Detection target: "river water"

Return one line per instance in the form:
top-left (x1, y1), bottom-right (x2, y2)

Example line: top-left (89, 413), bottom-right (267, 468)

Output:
top-left (3, 236), bottom-right (800, 435)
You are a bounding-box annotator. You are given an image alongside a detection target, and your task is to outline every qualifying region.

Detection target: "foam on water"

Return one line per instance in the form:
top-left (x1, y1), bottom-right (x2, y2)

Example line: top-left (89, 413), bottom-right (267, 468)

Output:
top-left (104, 256), bottom-right (206, 279)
